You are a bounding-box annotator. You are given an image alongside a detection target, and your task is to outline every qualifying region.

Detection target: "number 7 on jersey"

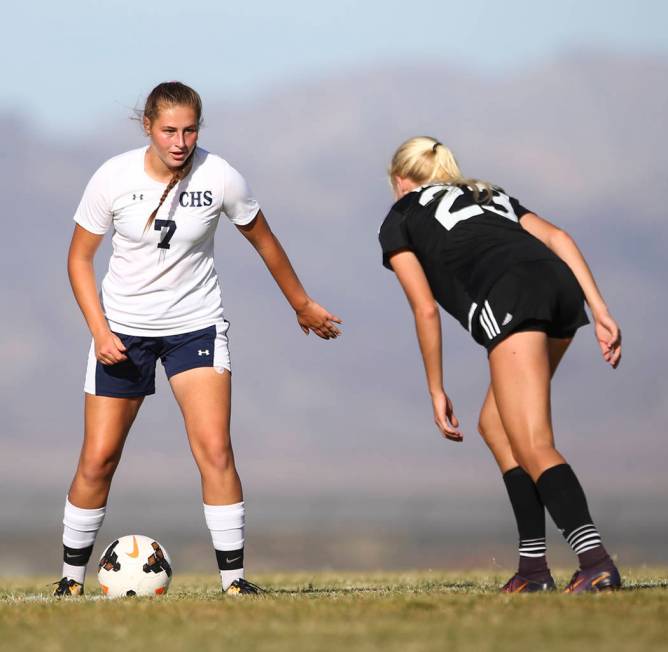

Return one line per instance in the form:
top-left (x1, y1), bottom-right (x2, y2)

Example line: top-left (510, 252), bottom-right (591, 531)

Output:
top-left (154, 220), bottom-right (177, 249)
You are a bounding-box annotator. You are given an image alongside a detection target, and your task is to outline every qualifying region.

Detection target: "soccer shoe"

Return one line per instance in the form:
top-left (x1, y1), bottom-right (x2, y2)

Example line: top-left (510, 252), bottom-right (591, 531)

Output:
top-left (224, 578), bottom-right (265, 596)
top-left (563, 561), bottom-right (621, 593)
top-left (53, 577), bottom-right (84, 597)
top-left (501, 572), bottom-right (556, 593)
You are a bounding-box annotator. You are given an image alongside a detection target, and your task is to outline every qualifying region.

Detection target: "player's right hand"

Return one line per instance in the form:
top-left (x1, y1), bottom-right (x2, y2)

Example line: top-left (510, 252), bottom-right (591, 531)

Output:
top-left (432, 391), bottom-right (463, 442)
top-left (94, 331), bottom-right (128, 365)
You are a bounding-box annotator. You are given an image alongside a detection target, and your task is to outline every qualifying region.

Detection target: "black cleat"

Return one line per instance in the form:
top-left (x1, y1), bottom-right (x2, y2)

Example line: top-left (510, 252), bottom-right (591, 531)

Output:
top-left (501, 572), bottom-right (556, 593)
top-left (224, 578), bottom-right (265, 596)
top-left (53, 577), bottom-right (84, 597)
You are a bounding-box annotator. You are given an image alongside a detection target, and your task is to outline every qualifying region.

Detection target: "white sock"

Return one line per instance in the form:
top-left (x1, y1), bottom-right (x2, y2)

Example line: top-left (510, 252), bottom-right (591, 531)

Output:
top-left (62, 496), bottom-right (106, 584)
top-left (203, 501), bottom-right (245, 590)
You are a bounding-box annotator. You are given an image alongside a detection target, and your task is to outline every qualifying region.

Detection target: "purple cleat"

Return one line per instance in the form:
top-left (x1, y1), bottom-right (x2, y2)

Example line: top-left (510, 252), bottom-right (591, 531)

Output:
top-left (501, 573), bottom-right (556, 593)
top-left (563, 561), bottom-right (621, 593)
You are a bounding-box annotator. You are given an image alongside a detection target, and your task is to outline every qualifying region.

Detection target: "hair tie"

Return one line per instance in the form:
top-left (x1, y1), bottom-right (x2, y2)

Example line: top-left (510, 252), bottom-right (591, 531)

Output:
top-left (432, 142), bottom-right (441, 153)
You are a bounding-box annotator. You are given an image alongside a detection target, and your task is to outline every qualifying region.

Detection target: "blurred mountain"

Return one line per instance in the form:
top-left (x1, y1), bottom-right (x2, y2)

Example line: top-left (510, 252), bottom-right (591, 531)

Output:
top-left (1, 50), bottom-right (666, 521)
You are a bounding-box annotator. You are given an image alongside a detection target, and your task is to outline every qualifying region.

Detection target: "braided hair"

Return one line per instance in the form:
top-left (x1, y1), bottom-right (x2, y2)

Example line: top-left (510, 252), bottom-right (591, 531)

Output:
top-left (143, 153), bottom-right (195, 232)
top-left (141, 81), bottom-right (202, 232)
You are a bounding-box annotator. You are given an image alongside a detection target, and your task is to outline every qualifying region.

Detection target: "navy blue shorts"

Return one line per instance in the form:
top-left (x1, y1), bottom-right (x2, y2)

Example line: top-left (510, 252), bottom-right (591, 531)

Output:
top-left (84, 323), bottom-right (231, 397)
top-left (467, 259), bottom-right (590, 352)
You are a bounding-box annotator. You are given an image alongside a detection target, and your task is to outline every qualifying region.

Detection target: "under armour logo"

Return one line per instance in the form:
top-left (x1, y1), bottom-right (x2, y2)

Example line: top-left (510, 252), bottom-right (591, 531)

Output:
top-left (133, 193), bottom-right (144, 201)
top-left (198, 349), bottom-right (210, 356)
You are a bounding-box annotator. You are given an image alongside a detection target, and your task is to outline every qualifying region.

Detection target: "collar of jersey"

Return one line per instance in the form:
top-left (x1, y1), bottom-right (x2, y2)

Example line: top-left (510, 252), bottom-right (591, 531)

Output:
top-left (410, 182), bottom-right (449, 194)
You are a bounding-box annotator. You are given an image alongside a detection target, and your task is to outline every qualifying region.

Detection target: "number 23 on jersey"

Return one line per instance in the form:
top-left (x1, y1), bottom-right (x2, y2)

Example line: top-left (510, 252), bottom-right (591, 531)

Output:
top-left (418, 185), bottom-right (520, 231)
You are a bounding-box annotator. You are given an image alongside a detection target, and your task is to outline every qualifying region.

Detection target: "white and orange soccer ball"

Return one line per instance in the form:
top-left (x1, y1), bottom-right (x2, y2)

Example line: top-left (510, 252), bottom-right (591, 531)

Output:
top-left (97, 535), bottom-right (173, 598)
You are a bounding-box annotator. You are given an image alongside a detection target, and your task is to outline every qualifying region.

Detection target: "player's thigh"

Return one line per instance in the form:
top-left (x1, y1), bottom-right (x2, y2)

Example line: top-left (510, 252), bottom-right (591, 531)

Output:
top-left (548, 336), bottom-right (572, 375)
top-left (81, 393), bottom-right (144, 460)
top-left (169, 367), bottom-right (232, 450)
top-left (485, 333), bottom-right (572, 418)
top-left (488, 330), bottom-right (554, 449)
top-left (480, 335), bottom-right (572, 466)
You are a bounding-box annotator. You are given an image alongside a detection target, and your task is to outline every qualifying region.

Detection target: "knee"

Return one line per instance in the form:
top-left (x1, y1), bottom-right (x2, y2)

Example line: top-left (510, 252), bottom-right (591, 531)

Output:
top-left (78, 453), bottom-right (120, 486)
top-left (516, 440), bottom-right (558, 475)
top-left (477, 410), bottom-right (499, 442)
top-left (197, 442), bottom-right (236, 475)
top-left (521, 439), bottom-right (556, 460)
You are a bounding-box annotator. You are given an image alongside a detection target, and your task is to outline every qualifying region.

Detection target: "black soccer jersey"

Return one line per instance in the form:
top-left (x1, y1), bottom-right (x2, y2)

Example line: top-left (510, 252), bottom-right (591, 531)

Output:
top-left (379, 184), bottom-right (561, 335)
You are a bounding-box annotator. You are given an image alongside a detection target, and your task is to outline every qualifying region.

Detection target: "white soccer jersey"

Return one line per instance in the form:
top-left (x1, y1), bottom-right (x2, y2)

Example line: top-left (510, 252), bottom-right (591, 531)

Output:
top-left (73, 146), bottom-right (260, 336)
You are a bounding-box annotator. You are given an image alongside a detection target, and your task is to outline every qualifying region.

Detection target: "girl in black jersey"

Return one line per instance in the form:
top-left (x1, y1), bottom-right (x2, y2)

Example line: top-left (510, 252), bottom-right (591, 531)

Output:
top-left (379, 136), bottom-right (622, 593)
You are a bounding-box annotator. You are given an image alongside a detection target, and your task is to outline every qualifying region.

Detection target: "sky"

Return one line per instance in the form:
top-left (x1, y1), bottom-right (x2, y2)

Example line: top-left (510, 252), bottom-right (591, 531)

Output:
top-left (3, 0), bottom-right (667, 133)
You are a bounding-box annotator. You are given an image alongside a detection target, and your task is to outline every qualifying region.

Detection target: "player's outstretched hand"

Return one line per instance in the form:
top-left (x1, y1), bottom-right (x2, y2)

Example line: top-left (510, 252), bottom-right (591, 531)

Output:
top-left (594, 311), bottom-right (621, 369)
top-left (94, 330), bottom-right (128, 365)
top-left (296, 299), bottom-right (342, 340)
top-left (432, 391), bottom-right (462, 442)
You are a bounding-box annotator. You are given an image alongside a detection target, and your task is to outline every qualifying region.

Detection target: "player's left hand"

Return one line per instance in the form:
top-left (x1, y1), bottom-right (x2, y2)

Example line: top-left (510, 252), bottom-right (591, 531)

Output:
top-left (296, 299), bottom-right (342, 340)
top-left (594, 311), bottom-right (621, 369)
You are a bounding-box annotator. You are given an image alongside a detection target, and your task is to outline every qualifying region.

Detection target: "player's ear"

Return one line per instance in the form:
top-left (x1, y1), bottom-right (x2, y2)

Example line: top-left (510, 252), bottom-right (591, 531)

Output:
top-left (392, 176), bottom-right (403, 199)
top-left (143, 116), bottom-right (151, 136)
top-left (394, 176), bottom-right (411, 199)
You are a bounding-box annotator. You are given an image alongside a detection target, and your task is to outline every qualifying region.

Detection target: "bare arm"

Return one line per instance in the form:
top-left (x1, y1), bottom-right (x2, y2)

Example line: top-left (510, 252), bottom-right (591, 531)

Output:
top-left (521, 212), bottom-right (621, 368)
top-left (236, 210), bottom-right (342, 339)
top-left (388, 249), bottom-right (462, 441)
top-left (68, 225), bottom-right (127, 365)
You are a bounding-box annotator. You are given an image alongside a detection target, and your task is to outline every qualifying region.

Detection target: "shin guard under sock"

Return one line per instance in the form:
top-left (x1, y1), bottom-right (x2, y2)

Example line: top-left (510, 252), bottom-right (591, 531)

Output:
top-left (204, 502), bottom-right (245, 590)
top-left (503, 466), bottom-right (550, 580)
top-left (62, 497), bottom-right (106, 584)
top-left (536, 464), bottom-right (611, 570)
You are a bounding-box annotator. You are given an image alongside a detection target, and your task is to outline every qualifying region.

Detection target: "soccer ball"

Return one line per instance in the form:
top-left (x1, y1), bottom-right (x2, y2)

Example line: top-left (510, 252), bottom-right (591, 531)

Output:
top-left (97, 535), bottom-right (173, 598)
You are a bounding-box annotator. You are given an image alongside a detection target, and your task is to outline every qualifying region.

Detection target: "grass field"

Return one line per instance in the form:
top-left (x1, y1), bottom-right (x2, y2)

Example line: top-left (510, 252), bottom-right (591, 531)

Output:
top-left (2, 569), bottom-right (667, 652)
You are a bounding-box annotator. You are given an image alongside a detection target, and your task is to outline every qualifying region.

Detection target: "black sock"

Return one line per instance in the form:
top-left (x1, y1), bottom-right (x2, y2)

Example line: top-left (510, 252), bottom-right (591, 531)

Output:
top-left (536, 463), bottom-right (611, 570)
top-left (503, 466), bottom-right (551, 581)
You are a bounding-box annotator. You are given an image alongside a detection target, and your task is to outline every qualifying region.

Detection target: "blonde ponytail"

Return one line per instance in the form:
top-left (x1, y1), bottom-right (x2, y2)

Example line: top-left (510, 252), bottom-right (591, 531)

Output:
top-left (389, 136), bottom-right (494, 202)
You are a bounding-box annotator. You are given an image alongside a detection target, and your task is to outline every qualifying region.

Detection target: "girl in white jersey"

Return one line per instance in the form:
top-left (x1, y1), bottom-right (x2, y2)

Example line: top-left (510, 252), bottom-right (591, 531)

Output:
top-left (379, 137), bottom-right (622, 594)
top-left (54, 82), bottom-right (341, 597)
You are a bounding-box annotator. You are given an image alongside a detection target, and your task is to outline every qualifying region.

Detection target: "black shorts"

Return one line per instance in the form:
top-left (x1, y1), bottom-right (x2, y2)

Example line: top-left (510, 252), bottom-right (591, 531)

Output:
top-left (468, 259), bottom-right (590, 352)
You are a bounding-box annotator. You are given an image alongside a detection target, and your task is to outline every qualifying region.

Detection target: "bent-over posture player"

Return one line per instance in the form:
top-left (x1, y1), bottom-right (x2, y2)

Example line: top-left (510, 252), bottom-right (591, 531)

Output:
top-left (379, 136), bottom-right (621, 593)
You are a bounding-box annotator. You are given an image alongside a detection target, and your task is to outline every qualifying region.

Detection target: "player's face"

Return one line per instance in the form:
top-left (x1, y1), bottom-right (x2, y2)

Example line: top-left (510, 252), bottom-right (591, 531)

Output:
top-left (145, 104), bottom-right (199, 171)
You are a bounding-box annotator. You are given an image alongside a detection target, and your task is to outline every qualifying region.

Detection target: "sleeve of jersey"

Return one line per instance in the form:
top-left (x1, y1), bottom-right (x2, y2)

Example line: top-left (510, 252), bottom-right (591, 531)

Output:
top-left (221, 163), bottom-right (261, 226)
top-left (379, 209), bottom-right (412, 270)
top-left (510, 196), bottom-right (533, 220)
top-left (72, 165), bottom-right (113, 235)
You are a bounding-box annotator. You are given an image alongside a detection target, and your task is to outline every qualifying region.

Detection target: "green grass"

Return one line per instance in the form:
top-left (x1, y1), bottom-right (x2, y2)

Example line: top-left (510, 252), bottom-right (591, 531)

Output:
top-left (2, 569), bottom-right (667, 652)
